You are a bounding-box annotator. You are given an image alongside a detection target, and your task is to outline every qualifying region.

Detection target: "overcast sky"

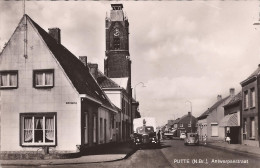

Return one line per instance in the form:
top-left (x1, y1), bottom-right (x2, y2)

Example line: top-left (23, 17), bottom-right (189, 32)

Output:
top-left (1, 1), bottom-right (260, 126)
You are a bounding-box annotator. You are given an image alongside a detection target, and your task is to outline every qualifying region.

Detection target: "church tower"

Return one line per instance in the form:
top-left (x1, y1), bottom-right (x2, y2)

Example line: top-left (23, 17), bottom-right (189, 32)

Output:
top-left (104, 4), bottom-right (131, 83)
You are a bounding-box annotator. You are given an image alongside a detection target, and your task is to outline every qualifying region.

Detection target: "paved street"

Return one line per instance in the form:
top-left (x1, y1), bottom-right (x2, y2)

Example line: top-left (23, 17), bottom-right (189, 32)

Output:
top-left (2, 139), bottom-right (260, 168)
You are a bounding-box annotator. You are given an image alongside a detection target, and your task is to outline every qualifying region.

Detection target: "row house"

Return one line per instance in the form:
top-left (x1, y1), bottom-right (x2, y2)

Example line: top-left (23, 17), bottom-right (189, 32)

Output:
top-left (240, 64), bottom-right (260, 147)
top-left (197, 89), bottom-right (234, 141)
top-left (221, 92), bottom-right (242, 144)
top-left (81, 63), bottom-right (134, 142)
top-left (0, 14), bottom-right (117, 154)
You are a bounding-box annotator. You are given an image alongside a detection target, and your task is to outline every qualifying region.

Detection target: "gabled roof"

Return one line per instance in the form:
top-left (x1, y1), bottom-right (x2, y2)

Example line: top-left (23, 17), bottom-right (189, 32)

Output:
top-left (198, 96), bottom-right (230, 120)
top-left (224, 92), bottom-right (242, 108)
top-left (96, 70), bottom-right (121, 88)
top-left (241, 65), bottom-right (260, 85)
top-left (111, 78), bottom-right (129, 90)
top-left (25, 15), bottom-right (114, 109)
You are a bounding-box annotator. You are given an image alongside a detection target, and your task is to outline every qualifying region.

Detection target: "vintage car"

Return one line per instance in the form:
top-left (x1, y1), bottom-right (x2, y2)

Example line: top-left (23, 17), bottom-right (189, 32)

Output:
top-left (131, 126), bottom-right (158, 147)
top-left (180, 132), bottom-right (186, 139)
top-left (184, 133), bottom-right (199, 145)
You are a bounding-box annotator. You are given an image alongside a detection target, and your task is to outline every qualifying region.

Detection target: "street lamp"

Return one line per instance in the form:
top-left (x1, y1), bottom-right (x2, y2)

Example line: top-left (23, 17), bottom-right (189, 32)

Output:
top-left (134, 82), bottom-right (146, 100)
top-left (185, 100), bottom-right (192, 133)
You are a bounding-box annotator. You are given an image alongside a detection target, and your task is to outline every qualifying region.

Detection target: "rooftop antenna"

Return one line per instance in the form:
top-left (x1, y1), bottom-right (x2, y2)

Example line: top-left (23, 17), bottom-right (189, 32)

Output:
top-left (23, 0), bottom-right (28, 59)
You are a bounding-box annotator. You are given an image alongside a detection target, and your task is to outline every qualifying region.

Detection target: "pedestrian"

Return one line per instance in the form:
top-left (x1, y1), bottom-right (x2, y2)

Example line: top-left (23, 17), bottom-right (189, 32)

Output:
top-left (226, 130), bottom-right (231, 144)
top-left (203, 134), bottom-right (207, 145)
top-left (157, 130), bottom-right (161, 143)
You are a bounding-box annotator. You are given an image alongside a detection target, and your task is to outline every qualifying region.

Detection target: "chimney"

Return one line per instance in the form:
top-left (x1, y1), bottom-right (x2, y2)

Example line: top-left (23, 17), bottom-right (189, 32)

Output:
top-left (48, 28), bottom-right (61, 44)
top-left (217, 95), bottom-right (222, 101)
top-left (79, 56), bottom-right (88, 67)
top-left (88, 63), bottom-right (98, 79)
top-left (230, 88), bottom-right (235, 97)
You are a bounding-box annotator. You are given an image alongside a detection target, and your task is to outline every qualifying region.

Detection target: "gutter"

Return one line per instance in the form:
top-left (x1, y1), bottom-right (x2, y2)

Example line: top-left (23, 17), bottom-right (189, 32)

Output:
top-left (80, 94), bottom-right (102, 105)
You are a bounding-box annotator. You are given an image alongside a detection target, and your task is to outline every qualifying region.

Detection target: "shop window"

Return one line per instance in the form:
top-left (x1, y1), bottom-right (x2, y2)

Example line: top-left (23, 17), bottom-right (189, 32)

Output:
top-left (20, 113), bottom-right (56, 146)
top-left (0, 70), bottom-right (18, 89)
top-left (33, 69), bottom-right (54, 88)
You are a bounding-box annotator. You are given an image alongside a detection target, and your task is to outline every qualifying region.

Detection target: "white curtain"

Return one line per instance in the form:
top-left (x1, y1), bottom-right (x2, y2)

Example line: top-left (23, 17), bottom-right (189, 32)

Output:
top-left (46, 118), bottom-right (54, 141)
top-left (45, 72), bottom-right (53, 85)
top-left (24, 118), bottom-right (33, 142)
top-left (0, 74), bottom-right (8, 86)
top-left (35, 118), bottom-right (43, 129)
top-left (36, 73), bottom-right (43, 85)
top-left (10, 74), bottom-right (17, 86)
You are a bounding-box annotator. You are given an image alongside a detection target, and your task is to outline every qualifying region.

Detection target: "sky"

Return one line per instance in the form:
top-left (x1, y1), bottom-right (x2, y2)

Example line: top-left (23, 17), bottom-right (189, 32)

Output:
top-left (1, 1), bottom-right (260, 126)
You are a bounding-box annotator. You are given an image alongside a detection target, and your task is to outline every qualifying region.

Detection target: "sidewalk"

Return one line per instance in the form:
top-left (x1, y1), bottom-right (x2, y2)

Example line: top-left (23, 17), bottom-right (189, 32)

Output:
top-left (0, 142), bottom-right (135, 166)
top-left (203, 141), bottom-right (260, 158)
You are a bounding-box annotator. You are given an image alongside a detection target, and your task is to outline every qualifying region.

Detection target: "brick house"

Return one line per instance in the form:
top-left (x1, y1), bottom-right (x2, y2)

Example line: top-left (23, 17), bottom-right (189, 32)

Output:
top-left (240, 65), bottom-right (260, 147)
top-left (221, 92), bottom-right (242, 144)
top-left (197, 89), bottom-right (234, 141)
top-left (175, 112), bottom-right (197, 137)
top-left (0, 14), bottom-right (117, 154)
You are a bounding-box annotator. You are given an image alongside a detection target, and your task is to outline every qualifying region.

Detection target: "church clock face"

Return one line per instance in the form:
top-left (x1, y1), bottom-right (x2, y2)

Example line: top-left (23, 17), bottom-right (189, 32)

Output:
top-left (113, 28), bottom-right (120, 37)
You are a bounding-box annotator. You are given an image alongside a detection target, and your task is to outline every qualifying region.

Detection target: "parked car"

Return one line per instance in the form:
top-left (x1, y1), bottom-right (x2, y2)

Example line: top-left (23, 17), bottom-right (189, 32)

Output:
top-left (184, 133), bottom-right (199, 145)
top-left (180, 133), bottom-right (186, 139)
top-left (131, 126), bottom-right (158, 148)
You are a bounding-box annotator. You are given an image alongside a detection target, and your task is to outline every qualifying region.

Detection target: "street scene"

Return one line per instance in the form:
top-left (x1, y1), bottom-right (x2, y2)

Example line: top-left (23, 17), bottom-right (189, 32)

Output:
top-left (1, 1), bottom-right (260, 168)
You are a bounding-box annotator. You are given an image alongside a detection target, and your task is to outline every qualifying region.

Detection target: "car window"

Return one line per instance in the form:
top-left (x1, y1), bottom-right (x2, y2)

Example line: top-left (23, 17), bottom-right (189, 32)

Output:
top-left (189, 134), bottom-right (198, 137)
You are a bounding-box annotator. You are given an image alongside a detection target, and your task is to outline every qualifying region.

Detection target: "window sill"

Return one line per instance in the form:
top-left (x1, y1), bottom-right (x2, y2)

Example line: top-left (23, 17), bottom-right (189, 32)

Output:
top-left (244, 108), bottom-right (248, 111)
top-left (250, 106), bottom-right (256, 110)
top-left (21, 143), bottom-right (56, 147)
top-left (0, 86), bottom-right (18, 89)
top-left (34, 85), bottom-right (54, 89)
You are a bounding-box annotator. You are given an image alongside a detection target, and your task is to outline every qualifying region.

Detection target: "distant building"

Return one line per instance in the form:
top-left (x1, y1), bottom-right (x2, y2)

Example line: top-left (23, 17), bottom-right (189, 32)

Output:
top-left (175, 112), bottom-right (197, 137)
top-left (197, 89), bottom-right (234, 141)
top-left (240, 65), bottom-right (260, 147)
top-left (221, 92), bottom-right (242, 144)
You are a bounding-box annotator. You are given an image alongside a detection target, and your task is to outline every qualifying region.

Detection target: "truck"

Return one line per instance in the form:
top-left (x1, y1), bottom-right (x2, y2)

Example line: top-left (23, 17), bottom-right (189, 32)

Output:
top-left (130, 117), bottom-right (159, 148)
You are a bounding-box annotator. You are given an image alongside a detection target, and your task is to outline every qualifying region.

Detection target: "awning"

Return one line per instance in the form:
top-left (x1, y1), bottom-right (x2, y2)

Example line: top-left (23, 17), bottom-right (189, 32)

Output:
top-left (219, 112), bottom-right (240, 127)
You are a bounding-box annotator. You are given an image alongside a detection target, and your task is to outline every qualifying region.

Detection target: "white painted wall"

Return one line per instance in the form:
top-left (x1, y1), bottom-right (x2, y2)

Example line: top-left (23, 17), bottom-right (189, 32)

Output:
top-left (98, 107), bottom-right (112, 144)
top-left (0, 17), bottom-right (81, 152)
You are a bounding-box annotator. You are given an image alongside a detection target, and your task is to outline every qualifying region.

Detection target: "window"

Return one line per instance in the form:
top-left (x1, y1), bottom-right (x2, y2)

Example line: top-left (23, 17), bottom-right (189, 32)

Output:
top-left (100, 118), bottom-right (103, 143)
top-left (20, 113), bottom-right (56, 146)
top-left (114, 37), bottom-right (120, 50)
top-left (250, 88), bottom-right (255, 107)
top-left (243, 118), bottom-right (247, 140)
top-left (250, 118), bottom-right (255, 140)
top-left (244, 91), bottom-right (249, 109)
top-left (93, 115), bottom-right (96, 143)
top-left (179, 123), bottom-right (183, 127)
top-left (84, 113), bottom-right (88, 144)
top-left (0, 71), bottom-right (18, 89)
top-left (33, 69), bottom-right (54, 88)
top-left (211, 123), bottom-right (218, 137)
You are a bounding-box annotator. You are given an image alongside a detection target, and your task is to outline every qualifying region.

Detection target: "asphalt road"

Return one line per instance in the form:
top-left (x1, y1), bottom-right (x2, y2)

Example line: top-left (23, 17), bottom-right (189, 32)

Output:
top-left (2, 139), bottom-right (260, 168)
